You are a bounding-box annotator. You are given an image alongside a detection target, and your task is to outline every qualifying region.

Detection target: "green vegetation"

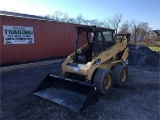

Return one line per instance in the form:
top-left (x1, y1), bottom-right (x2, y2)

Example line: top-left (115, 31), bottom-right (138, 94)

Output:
top-left (149, 46), bottom-right (160, 52)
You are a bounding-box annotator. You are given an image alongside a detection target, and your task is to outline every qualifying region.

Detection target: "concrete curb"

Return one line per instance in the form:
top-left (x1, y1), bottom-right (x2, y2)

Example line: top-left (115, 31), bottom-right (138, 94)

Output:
top-left (0, 59), bottom-right (65, 73)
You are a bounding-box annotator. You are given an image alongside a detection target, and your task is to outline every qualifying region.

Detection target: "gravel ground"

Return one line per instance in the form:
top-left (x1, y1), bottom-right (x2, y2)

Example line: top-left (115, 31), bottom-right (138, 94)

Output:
top-left (1, 62), bottom-right (159, 120)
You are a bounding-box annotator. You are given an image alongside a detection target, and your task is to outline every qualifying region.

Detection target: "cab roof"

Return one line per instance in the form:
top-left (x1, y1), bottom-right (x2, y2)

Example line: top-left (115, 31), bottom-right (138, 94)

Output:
top-left (75, 26), bottom-right (115, 33)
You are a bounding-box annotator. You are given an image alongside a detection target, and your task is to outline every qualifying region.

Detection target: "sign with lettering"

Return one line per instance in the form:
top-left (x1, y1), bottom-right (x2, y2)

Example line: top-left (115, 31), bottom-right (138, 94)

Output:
top-left (3, 25), bottom-right (34, 44)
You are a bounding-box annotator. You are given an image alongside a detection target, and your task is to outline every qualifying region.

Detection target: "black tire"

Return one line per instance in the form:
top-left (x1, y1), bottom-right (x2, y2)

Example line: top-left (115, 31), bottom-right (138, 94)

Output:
top-left (93, 68), bottom-right (113, 95)
top-left (113, 64), bottom-right (128, 86)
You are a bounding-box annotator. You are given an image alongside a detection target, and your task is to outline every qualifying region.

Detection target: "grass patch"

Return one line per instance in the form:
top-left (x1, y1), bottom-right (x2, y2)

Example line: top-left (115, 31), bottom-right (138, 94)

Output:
top-left (149, 46), bottom-right (160, 52)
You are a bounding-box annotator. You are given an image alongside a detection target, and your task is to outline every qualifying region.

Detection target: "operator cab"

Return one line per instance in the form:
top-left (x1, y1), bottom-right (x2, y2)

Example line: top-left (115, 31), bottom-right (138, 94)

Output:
top-left (73, 26), bottom-right (115, 64)
top-left (95, 29), bottom-right (115, 53)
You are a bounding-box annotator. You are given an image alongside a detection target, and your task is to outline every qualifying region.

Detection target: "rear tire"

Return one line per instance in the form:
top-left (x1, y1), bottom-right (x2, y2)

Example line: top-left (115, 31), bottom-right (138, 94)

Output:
top-left (93, 68), bottom-right (113, 95)
top-left (113, 65), bottom-right (128, 86)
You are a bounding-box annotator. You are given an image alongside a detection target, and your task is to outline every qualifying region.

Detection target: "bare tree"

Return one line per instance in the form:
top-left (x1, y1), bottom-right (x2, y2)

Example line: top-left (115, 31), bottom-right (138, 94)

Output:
top-left (129, 20), bottom-right (138, 43)
top-left (68, 18), bottom-right (76, 23)
top-left (108, 13), bottom-right (122, 33)
top-left (89, 19), bottom-right (99, 26)
top-left (61, 12), bottom-right (70, 22)
top-left (138, 22), bottom-right (151, 37)
top-left (119, 21), bottom-right (130, 34)
top-left (83, 19), bottom-right (91, 25)
top-left (53, 11), bottom-right (63, 21)
top-left (96, 20), bottom-right (106, 27)
top-left (43, 11), bottom-right (153, 45)
top-left (44, 11), bottom-right (121, 28)
top-left (44, 14), bottom-right (52, 19)
top-left (100, 19), bottom-right (109, 27)
top-left (129, 20), bottom-right (151, 44)
top-left (76, 14), bottom-right (85, 24)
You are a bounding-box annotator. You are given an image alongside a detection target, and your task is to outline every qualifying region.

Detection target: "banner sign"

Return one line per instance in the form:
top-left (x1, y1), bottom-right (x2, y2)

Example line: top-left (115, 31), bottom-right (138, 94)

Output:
top-left (3, 25), bottom-right (34, 44)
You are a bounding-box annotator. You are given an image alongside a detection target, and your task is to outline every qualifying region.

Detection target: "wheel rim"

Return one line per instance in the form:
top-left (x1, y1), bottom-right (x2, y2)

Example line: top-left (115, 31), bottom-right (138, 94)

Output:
top-left (121, 69), bottom-right (127, 82)
top-left (104, 74), bottom-right (112, 89)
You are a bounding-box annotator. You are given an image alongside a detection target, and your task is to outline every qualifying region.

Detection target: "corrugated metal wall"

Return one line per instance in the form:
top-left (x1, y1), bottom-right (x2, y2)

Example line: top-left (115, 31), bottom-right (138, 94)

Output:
top-left (0, 15), bottom-right (83, 65)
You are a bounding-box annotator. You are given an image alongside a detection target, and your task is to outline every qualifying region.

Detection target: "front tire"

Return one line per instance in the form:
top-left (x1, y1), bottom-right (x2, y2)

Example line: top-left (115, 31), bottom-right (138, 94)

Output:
top-left (93, 68), bottom-right (113, 95)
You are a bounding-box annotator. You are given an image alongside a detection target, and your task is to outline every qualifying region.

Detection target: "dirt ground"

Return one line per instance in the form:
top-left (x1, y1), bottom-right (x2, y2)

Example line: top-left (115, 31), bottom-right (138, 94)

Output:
top-left (1, 61), bottom-right (159, 120)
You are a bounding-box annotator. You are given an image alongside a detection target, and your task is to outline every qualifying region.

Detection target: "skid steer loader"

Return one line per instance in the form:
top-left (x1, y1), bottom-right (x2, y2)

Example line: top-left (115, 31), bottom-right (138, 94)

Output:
top-left (34, 26), bottom-right (131, 112)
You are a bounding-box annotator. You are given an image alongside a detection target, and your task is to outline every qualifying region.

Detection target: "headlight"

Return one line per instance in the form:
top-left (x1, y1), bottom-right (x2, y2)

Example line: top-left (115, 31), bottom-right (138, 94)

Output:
top-left (93, 59), bottom-right (101, 65)
top-left (78, 50), bottom-right (82, 54)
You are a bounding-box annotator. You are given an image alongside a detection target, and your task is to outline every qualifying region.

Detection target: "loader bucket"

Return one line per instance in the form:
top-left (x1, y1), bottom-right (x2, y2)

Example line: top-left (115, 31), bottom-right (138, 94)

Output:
top-left (33, 74), bottom-right (98, 112)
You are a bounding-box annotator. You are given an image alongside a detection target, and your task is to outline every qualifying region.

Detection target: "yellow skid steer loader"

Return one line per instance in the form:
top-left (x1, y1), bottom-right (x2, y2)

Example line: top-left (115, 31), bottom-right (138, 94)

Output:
top-left (34, 26), bottom-right (131, 112)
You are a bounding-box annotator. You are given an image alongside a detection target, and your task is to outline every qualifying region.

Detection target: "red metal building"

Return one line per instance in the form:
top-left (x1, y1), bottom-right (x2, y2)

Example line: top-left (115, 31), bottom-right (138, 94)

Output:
top-left (0, 11), bottom-right (84, 65)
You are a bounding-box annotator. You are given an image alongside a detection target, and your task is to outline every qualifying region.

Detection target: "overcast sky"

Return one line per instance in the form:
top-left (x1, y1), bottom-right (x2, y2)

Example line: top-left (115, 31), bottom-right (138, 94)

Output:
top-left (0, 0), bottom-right (159, 29)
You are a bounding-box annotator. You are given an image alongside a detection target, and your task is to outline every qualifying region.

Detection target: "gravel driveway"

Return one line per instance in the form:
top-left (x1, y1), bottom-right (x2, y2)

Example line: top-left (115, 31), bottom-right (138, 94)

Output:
top-left (1, 62), bottom-right (159, 120)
